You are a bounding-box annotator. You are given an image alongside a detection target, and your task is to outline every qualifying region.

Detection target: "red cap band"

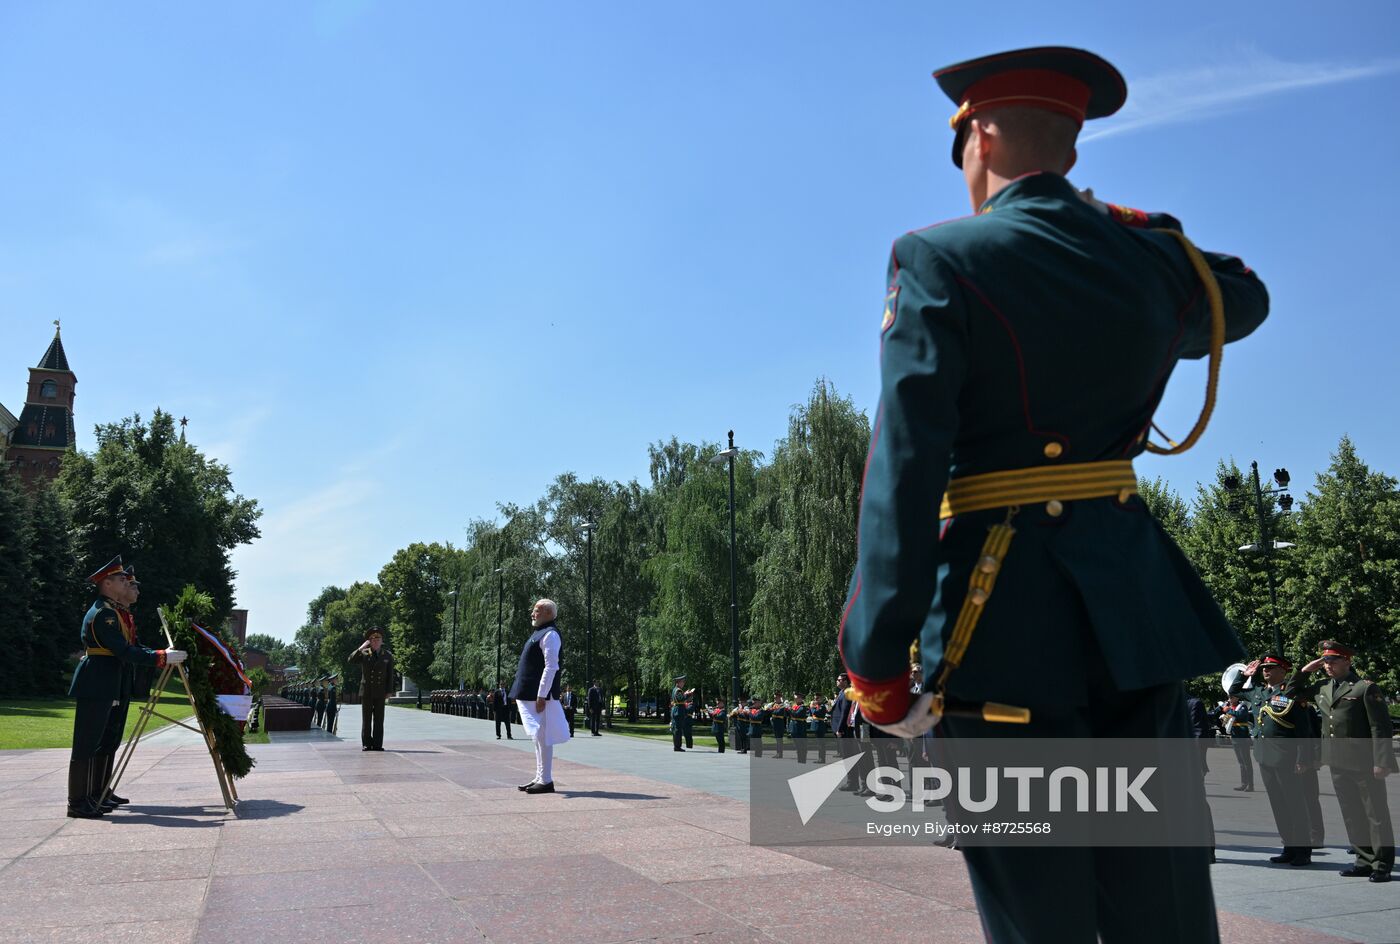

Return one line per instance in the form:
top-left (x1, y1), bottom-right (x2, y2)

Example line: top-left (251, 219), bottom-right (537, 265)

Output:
top-left (950, 68), bottom-right (1092, 131)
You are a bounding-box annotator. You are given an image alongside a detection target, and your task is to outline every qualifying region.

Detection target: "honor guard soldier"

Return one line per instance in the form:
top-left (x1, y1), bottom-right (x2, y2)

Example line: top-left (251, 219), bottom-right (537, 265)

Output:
top-left (1225, 695), bottom-right (1255, 790)
top-left (809, 695), bottom-right (831, 764)
top-left (836, 46), bottom-right (1268, 943)
top-left (747, 698), bottom-right (766, 758)
top-left (670, 674), bottom-right (694, 752)
top-left (728, 699), bottom-right (749, 753)
top-left (1299, 641), bottom-right (1396, 882)
top-left (767, 693), bottom-right (787, 758)
top-left (314, 677), bottom-right (327, 728)
top-left (787, 695), bottom-right (810, 764)
top-left (1233, 656), bottom-right (1312, 865)
top-left (68, 557), bottom-right (186, 818)
top-left (325, 676), bottom-right (339, 733)
top-left (349, 628), bottom-right (393, 751)
top-left (709, 699), bottom-right (728, 753)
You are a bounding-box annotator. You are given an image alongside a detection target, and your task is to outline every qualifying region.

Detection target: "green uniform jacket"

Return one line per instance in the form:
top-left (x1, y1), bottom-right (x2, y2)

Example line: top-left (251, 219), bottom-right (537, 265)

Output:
top-left (709, 706), bottom-right (727, 735)
top-left (749, 706), bottom-right (769, 737)
top-left (1237, 679), bottom-right (1306, 768)
top-left (788, 704), bottom-right (809, 737)
top-left (1299, 670), bottom-right (1399, 772)
top-left (349, 648), bottom-right (394, 702)
top-left (670, 687), bottom-right (691, 721)
top-left (69, 597), bottom-right (164, 702)
top-left (839, 173), bottom-right (1268, 713)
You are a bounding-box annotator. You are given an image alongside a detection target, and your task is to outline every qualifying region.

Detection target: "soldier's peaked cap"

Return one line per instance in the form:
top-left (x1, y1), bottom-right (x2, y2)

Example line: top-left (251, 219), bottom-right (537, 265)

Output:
top-left (1321, 640), bottom-right (1354, 657)
top-left (88, 555), bottom-right (124, 584)
top-left (935, 46), bottom-right (1127, 168)
top-left (1261, 654), bottom-right (1292, 669)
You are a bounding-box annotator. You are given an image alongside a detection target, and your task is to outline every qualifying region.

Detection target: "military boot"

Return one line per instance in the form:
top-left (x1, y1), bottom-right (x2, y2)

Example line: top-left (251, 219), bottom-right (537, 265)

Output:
top-left (67, 761), bottom-right (105, 819)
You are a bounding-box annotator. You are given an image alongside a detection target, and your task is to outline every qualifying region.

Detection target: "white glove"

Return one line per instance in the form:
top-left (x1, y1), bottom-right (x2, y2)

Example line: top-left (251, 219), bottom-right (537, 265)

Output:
top-left (165, 649), bottom-right (188, 665)
top-left (1074, 185), bottom-right (1109, 215)
top-left (869, 691), bottom-right (941, 739)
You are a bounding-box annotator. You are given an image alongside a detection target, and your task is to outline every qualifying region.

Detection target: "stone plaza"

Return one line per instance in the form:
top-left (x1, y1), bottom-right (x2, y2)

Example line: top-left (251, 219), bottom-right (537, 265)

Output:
top-left (0, 708), bottom-right (1393, 943)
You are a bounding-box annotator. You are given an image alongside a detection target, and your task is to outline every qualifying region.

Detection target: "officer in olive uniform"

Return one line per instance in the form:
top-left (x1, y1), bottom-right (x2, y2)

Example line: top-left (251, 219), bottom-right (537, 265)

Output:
top-left (314, 677), bottom-right (327, 728)
top-left (67, 557), bottom-right (186, 818)
top-left (1299, 641), bottom-right (1396, 882)
top-left (670, 674), bottom-right (694, 752)
top-left (836, 47), bottom-right (1268, 944)
top-left (348, 628), bottom-right (393, 751)
top-left (1232, 656), bottom-right (1312, 865)
top-left (709, 699), bottom-right (728, 753)
top-left (325, 675), bottom-right (339, 734)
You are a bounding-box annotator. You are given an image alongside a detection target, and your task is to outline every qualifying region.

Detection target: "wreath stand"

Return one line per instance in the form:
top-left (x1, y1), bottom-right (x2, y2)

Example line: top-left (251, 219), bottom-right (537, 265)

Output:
top-left (100, 614), bottom-right (240, 812)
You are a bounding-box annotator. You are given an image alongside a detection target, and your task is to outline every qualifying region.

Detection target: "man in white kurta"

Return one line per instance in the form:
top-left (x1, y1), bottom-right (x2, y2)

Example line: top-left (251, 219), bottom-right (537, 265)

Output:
top-left (510, 599), bottom-right (570, 794)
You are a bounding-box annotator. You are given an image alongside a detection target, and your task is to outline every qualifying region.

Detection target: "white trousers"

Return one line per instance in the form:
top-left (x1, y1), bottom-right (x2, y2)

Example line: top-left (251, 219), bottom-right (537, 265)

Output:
top-left (517, 698), bottom-right (568, 783)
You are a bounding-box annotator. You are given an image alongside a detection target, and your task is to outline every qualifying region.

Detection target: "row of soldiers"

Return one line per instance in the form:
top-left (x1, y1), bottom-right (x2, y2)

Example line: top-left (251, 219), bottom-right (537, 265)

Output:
top-left (280, 676), bottom-right (338, 733)
top-left (429, 689), bottom-right (506, 719)
top-left (669, 674), bottom-right (840, 761)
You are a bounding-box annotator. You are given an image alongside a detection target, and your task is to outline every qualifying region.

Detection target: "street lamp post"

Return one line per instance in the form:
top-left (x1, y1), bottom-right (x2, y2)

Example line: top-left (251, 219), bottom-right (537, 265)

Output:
top-left (1227, 462), bottom-right (1294, 659)
top-left (581, 521), bottom-right (596, 690)
top-left (494, 566), bottom-right (504, 688)
top-left (448, 584), bottom-right (461, 691)
top-left (710, 430), bottom-right (741, 706)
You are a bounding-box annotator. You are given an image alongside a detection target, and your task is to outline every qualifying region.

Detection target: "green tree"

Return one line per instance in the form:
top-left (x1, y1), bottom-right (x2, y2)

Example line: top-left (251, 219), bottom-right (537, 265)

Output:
top-left (57, 409), bottom-right (261, 645)
top-left (379, 542), bottom-right (458, 689)
top-left (323, 581), bottom-right (392, 692)
top-left (244, 632), bottom-right (299, 668)
top-left (749, 379), bottom-right (870, 696)
top-left (1136, 476), bottom-right (1191, 544)
top-left (293, 585), bottom-right (347, 672)
top-left (24, 480), bottom-right (81, 694)
top-left (593, 480), bottom-right (655, 718)
top-left (0, 462), bottom-right (37, 695)
top-left (1285, 436), bottom-right (1400, 690)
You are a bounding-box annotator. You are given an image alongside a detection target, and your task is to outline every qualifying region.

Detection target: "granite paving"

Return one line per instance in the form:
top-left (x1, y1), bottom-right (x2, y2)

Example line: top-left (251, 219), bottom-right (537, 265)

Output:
top-left (0, 707), bottom-right (1391, 943)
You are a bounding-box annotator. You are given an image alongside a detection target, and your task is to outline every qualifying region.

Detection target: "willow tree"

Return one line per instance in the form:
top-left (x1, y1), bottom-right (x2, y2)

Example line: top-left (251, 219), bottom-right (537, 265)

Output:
top-left (748, 380), bottom-right (870, 697)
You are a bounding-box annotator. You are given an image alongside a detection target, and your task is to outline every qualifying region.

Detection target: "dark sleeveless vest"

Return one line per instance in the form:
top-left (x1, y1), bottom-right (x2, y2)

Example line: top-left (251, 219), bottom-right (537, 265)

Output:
top-left (509, 623), bottom-right (561, 701)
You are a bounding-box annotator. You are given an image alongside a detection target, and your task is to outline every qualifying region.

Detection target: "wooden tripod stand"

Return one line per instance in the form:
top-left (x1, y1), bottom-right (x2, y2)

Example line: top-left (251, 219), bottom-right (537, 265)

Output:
top-left (101, 614), bottom-right (240, 812)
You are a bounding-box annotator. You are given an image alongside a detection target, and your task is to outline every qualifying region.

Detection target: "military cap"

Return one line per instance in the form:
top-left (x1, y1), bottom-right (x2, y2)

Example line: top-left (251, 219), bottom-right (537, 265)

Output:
top-left (88, 555), bottom-right (124, 584)
top-left (934, 46), bottom-right (1127, 167)
top-left (672, 673), bottom-right (686, 681)
top-left (366, 627), bottom-right (384, 639)
top-left (1320, 640), bottom-right (1354, 658)
top-left (1260, 654), bottom-right (1292, 670)
top-left (121, 564), bottom-right (139, 585)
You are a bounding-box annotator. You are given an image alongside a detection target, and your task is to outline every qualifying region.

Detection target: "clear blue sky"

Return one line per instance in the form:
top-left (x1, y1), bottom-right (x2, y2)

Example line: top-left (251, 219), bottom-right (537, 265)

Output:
top-left (2, 2), bottom-right (1396, 642)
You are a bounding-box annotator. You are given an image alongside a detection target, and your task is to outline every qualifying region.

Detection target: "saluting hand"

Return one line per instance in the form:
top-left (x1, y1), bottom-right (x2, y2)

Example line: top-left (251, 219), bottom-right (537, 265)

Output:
top-left (1301, 657), bottom-right (1326, 673)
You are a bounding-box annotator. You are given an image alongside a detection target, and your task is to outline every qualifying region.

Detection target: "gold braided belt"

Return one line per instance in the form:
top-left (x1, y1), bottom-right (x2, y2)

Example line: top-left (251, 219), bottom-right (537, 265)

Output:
top-left (85, 647), bottom-right (115, 657)
top-left (940, 459), bottom-right (1137, 519)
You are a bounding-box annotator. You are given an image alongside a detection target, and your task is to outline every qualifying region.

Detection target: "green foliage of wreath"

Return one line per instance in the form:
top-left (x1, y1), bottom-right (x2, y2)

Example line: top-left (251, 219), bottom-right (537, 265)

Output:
top-left (159, 585), bottom-right (256, 779)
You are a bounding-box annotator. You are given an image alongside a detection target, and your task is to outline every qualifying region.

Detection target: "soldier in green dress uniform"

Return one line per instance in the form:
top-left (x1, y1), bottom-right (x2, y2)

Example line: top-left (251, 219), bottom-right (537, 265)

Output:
top-left (1232, 655), bottom-right (1312, 865)
top-left (1298, 641), bottom-right (1396, 882)
top-left (349, 628), bottom-right (393, 750)
top-left (748, 698), bottom-right (767, 758)
top-left (67, 557), bottom-right (186, 818)
top-left (767, 693), bottom-right (787, 759)
top-left (810, 696), bottom-right (831, 764)
top-left (836, 46), bottom-right (1268, 944)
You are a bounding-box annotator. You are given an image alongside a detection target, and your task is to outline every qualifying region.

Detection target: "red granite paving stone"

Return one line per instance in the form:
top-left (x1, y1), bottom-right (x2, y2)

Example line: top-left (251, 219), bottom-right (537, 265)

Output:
top-left (577, 823), bottom-right (747, 854)
top-left (373, 800), bottom-right (496, 821)
top-left (609, 844), bottom-right (831, 884)
top-left (336, 771), bottom-right (448, 784)
top-left (193, 900), bottom-right (485, 944)
top-left (426, 853), bottom-right (633, 898)
top-left (772, 844), bottom-right (977, 908)
top-left (0, 877), bottom-right (206, 929)
top-left (347, 785), bottom-right (472, 803)
top-left (0, 812), bottom-right (66, 834)
top-left (0, 918), bottom-right (200, 944)
top-left (26, 826), bottom-right (221, 857)
top-left (211, 836), bottom-right (415, 875)
top-left (1, 846), bottom-right (214, 886)
top-left (609, 931), bottom-right (782, 944)
top-left (382, 813), bottom-right (542, 839)
top-left (0, 838), bottom-right (43, 859)
top-left (673, 873), bottom-right (955, 925)
top-left (226, 803), bottom-right (374, 825)
top-left (403, 829), bottom-right (563, 863)
top-left (456, 888), bottom-right (750, 944)
top-left (204, 863), bottom-right (445, 915)
top-left (762, 910), bottom-right (988, 944)
top-left (522, 808), bottom-right (679, 832)
top-left (1216, 911), bottom-right (1361, 944)
top-left (217, 818), bottom-right (393, 845)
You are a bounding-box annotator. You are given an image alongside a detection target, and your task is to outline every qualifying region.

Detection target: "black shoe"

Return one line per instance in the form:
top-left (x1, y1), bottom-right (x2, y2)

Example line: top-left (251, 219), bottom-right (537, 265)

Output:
top-left (933, 832), bottom-right (958, 849)
top-left (107, 793), bottom-right (129, 806)
top-left (1270, 851), bottom-right (1296, 863)
top-left (1346, 846), bottom-right (1355, 855)
top-left (497, 735), bottom-right (501, 739)
top-left (518, 781), bottom-right (538, 791)
top-left (66, 801), bottom-right (105, 819)
top-left (1340, 865), bottom-right (1374, 878)
top-left (362, 746), bottom-right (371, 751)
top-left (1369, 870), bottom-right (1391, 883)
top-left (1232, 785), bottom-right (1249, 791)
top-left (524, 781), bottom-right (555, 794)
top-left (507, 736), bottom-right (514, 740)
top-left (854, 788), bottom-right (874, 798)
top-left (1290, 855), bottom-right (1312, 867)
top-left (674, 748), bottom-right (685, 752)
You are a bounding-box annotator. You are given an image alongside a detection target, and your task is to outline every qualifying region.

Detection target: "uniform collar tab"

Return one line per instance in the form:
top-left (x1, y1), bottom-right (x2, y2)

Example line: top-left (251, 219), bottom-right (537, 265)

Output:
top-left (978, 171), bottom-right (1075, 214)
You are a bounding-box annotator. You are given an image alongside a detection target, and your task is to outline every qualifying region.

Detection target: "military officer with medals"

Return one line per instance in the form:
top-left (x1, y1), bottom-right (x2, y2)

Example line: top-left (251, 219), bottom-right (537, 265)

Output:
top-left (1298, 641), bottom-right (1396, 882)
top-left (349, 627), bottom-right (393, 751)
top-left (1233, 656), bottom-right (1312, 865)
top-left (836, 46), bottom-right (1268, 943)
top-left (68, 557), bottom-right (186, 818)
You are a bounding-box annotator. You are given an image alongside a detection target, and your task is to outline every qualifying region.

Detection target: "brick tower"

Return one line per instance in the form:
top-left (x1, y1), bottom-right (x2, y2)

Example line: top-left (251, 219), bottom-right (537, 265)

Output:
top-left (8, 321), bottom-right (76, 487)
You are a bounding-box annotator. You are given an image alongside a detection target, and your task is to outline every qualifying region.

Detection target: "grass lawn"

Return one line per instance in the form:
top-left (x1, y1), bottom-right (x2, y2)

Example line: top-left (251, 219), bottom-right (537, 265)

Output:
top-left (244, 727), bottom-right (271, 745)
top-left (600, 719), bottom-right (678, 743)
top-left (0, 685), bottom-right (197, 750)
